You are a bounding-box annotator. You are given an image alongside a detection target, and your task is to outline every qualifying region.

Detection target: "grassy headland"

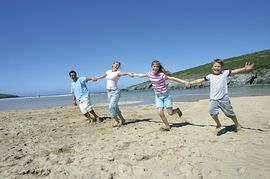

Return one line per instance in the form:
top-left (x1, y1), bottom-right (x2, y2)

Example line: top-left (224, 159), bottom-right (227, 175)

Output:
top-left (173, 49), bottom-right (270, 79)
top-left (0, 93), bottom-right (19, 99)
top-left (126, 49), bottom-right (270, 91)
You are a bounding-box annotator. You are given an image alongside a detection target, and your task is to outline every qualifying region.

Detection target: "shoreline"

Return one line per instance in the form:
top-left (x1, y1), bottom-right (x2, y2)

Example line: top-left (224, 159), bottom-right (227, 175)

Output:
top-left (1, 92), bottom-right (270, 111)
top-left (1, 95), bottom-right (270, 178)
top-left (1, 85), bottom-right (270, 111)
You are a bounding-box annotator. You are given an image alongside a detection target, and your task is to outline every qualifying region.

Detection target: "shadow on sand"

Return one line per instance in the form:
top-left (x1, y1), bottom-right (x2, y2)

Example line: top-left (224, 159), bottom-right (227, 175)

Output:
top-left (100, 117), bottom-right (268, 136)
top-left (217, 124), bottom-right (267, 136)
top-left (171, 121), bottom-right (209, 128)
top-left (124, 118), bottom-right (152, 125)
top-left (170, 122), bottom-right (267, 136)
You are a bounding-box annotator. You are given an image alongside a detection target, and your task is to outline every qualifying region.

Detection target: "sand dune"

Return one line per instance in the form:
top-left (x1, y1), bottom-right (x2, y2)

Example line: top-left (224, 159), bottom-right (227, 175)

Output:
top-left (0, 96), bottom-right (269, 178)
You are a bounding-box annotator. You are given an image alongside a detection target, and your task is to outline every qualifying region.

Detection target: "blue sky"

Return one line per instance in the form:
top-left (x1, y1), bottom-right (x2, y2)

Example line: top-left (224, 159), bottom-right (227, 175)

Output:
top-left (0, 0), bottom-right (269, 96)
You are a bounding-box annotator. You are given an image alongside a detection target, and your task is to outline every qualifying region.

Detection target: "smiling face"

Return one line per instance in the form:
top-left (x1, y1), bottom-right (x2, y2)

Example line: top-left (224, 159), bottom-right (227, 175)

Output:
top-left (112, 61), bottom-right (121, 72)
top-left (151, 62), bottom-right (160, 74)
top-left (212, 62), bottom-right (223, 75)
top-left (69, 72), bottom-right (77, 81)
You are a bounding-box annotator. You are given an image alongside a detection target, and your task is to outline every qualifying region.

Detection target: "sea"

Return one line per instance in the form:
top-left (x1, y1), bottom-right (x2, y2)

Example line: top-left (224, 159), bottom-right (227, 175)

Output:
top-left (0, 86), bottom-right (270, 110)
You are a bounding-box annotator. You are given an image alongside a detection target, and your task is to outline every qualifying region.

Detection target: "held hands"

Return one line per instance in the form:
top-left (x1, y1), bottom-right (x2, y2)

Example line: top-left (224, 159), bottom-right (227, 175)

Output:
top-left (185, 82), bottom-right (192, 87)
top-left (244, 62), bottom-right (254, 71)
top-left (128, 73), bottom-right (134, 77)
top-left (183, 81), bottom-right (191, 88)
top-left (92, 77), bottom-right (98, 81)
top-left (86, 76), bottom-right (98, 81)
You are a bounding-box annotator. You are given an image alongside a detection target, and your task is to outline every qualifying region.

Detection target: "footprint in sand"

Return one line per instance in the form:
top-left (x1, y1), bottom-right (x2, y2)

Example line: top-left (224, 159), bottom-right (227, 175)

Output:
top-left (19, 168), bottom-right (51, 177)
top-left (237, 167), bottom-right (247, 176)
top-left (176, 163), bottom-right (199, 177)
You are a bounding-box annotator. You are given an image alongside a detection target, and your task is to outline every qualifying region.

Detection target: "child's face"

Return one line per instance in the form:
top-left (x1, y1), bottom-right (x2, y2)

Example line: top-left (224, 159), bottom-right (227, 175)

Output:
top-left (152, 63), bottom-right (160, 74)
top-left (212, 62), bottom-right (223, 74)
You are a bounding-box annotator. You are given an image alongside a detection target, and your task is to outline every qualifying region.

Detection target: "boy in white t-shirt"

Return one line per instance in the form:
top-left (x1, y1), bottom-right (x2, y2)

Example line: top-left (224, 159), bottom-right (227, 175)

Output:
top-left (190, 59), bottom-right (254, 134)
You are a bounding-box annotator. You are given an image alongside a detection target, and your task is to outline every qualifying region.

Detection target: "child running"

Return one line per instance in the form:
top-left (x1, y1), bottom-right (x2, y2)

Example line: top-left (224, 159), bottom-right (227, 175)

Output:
top-left (190, 59), bottom-right (254, 134)
top-left (130, 60), bottom-right (190, 131)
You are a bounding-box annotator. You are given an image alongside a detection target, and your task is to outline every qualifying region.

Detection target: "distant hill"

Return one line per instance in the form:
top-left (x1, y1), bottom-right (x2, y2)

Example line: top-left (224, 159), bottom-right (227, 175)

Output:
top-left (0, 93), bottom-right (19, 99)
top-left (126, 49), bottom-right (270, 91)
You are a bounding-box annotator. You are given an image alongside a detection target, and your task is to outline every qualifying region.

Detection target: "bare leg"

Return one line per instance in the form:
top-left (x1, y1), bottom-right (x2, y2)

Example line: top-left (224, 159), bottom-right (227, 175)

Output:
top-left (158, 108), bottom-right (170, 130)
top-left (118, 113), bottom-right (126, 125)
top-left (212, 115), bottom-right (222, 128)
top-left (176, 108), bottom-right (182, 118)
top-left (84, 113), bottom-right (94, 124)
top-left (212, 115), bottom-right (222, 134)
top-left (112, 116), bottom-right (120, 127)
top-left (89, 110), bottom-right (100, 123)
top-left (166, 107), bottom-right (182, 118)
top-left (229, 116), bottom-right (241, 132)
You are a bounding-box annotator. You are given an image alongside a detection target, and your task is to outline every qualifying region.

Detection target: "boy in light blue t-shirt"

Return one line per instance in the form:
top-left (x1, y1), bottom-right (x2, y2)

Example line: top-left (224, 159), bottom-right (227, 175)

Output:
top-left (191, 59), bottom-right (254, 135)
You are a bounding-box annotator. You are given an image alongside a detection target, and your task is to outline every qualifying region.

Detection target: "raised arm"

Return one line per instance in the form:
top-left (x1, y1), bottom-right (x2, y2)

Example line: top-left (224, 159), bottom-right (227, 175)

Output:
top-left (231, 62), bottom-right (254, 75)
top-left (166, 76), bottom-right (190, 86)
top-left (129, 73), bottom-right (148, 78)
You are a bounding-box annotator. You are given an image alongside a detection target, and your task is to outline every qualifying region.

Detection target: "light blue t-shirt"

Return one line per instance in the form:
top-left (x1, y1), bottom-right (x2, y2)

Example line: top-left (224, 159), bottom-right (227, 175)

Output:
top-left (71, 77), bottom-right (89, 102)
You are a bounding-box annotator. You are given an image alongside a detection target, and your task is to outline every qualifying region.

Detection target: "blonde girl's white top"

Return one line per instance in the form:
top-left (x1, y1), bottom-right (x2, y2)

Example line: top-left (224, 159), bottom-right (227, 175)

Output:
top-left (106, 70), bottom-right (120, 90)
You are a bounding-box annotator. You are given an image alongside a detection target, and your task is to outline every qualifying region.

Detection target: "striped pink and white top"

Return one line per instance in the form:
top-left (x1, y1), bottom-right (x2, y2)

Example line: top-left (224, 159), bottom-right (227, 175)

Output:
top-left (146, 72), bottom-right (168, 94)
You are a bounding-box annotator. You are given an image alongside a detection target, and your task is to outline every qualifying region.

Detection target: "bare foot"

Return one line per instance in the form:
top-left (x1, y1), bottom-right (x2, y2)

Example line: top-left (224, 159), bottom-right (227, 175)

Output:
top-left (160, 126), bottom-right (171, 131)
top-left (235, 124), bottom-right (242, 132)
top-left (176, 108), bottom-right (182, 118)
top-left (120, 119), bottom-right (126, 126)
top-left (112, 122), bottom-right (120, 127)
top-left (215, 125), bottom-right (222, 135)
top-left (96, 116), bottom-right (101, 123)
top-left (89, 119), bottom-right (94, 126)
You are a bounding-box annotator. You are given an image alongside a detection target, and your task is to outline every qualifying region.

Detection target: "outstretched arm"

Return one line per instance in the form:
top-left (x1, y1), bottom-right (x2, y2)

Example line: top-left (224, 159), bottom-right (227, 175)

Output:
top-left (118, 72), bottom-right (132, 77)
top-left (190, 78), bottom-right (205, 85)
top-left (166, 76), bottom-right (190, 86)
top-left (231, 62), bottom-right (254, 75)
top-left (86, 76), bottom-right (97, 81)
top-left (129, 73), bottom-right (148, 78)
top-left (95, 73), bottom-right (107, 81)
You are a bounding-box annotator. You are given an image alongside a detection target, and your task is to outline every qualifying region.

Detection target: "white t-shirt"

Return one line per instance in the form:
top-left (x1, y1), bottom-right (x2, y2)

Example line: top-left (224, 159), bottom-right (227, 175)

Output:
top-left (204, 70), bottom-right (231, 100)
top-left (106, 70), bottom-right (120, 90)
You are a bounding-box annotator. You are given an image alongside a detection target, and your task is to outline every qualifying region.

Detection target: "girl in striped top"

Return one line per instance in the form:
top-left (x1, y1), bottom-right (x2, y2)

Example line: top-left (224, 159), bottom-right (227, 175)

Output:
top-left (130, 60), bottom-right (190, 131)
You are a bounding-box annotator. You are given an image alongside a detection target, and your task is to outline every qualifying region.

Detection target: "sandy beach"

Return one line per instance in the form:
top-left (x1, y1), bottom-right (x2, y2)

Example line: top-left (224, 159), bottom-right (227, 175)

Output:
top-left (0, 96), bottom-right (269, 179)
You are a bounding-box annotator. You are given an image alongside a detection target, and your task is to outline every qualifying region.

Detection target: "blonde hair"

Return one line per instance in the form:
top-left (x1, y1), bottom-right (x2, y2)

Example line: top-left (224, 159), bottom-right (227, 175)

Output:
top-left (212, 59), bottom-right (224, 67)
top-left (112, 60), bottom-right (121, 68)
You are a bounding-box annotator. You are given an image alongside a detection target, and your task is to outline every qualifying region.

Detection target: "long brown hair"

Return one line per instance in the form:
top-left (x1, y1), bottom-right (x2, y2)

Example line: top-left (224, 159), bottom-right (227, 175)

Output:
top-left (151, 60), bottom-right (171, 75)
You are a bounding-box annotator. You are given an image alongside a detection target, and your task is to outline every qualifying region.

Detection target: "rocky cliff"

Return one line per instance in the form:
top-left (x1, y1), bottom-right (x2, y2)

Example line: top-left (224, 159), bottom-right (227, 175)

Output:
top-left (125, 49), bottom-right (270, 91)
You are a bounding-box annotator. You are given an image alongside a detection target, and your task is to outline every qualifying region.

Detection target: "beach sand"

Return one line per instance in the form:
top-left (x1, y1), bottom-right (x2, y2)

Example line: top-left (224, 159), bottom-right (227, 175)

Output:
top-left (0, 96), bottom-right (269, 179)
